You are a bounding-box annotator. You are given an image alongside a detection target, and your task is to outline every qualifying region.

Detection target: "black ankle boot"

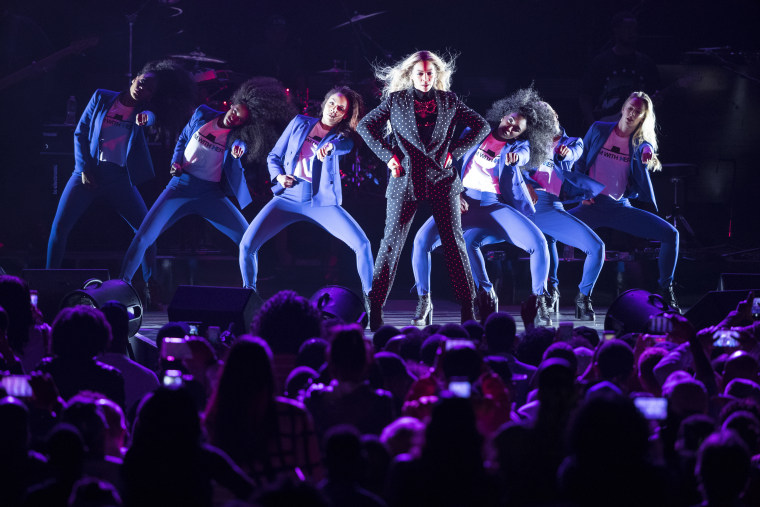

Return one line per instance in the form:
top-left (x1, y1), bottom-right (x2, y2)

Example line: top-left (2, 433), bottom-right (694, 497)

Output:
top-left (461, 299), bottom-right (476, 324)
top-left (368, 291), bottom-right (384, 331)
top-left (658, 284), bottom-right (682, 314)
top-left (411, 294), bottom-right (433, 326)
top-left (476, 287), bottom-right (498, 323)
top-left (534, 294), bottom-right (552, 327)
top-left (574, 292), bottom-right (595, 321)
top-left (369, 304), bottom-right (384, 332)
top-left (546, 282), bottom-right (560, 314)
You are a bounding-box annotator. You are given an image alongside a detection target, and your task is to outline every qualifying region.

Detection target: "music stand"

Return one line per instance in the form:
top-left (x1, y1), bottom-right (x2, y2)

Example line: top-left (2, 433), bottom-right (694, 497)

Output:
top-left (662, 163), bottom-right (697, 240)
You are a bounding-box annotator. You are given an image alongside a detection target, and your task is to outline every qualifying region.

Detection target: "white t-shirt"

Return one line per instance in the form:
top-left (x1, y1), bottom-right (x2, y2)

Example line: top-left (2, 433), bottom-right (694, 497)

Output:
top-left (182, 118), bottom-right (229, 182)
top-left (99, 99), bottom-right (135, 166)
top-left (461, 134), bottom-right (506, 194)
top-left (590, 130), bottom-right (630, 200)
top-left (533, 138), bottom-right (563, 197)
top-left (293, 122), bottom-right (331, 183)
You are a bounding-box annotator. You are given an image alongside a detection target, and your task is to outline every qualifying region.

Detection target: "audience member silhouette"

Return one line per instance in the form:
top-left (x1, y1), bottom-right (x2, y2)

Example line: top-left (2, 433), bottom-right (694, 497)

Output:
top-left (36, 306), bottom-right (125, 407)
top-left (204, 335), bottom-right (322, 484)
top-left (122, 386), bottom-right (254, 507)
top-left (303, 324), bottom-right (395, 439)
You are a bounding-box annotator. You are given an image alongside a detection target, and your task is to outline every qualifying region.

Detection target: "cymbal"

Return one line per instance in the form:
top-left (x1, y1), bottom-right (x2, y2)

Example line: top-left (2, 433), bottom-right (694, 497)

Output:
top-left (332, 11), bottom-right (385, 29)
top-left (171, 51), bottom-right (226, 64)
top-left (318, 66), bottom-right (352, 74)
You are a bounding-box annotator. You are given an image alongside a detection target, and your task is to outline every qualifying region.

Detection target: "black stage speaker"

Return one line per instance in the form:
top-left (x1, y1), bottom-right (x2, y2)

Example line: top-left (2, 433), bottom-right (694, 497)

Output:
top-left (604, 288), bottom-right (670, 335)
top-left (718, 273), bottom-right (760, 291)
top-left (310, 285), bottom-right (368, 328)
top-left (685, 290), bottom-right (759, 331)
top-left (61, 279), bottom-right (143, 337)
top-left (168, 286), bottom-right (260, 336)
top-left (22, 268), bottom-right (110, 323)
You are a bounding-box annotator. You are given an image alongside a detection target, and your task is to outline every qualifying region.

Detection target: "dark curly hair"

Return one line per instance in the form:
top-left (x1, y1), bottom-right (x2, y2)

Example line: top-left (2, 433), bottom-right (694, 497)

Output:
top-left (320, 86), bottom-right (365, 138)
top-left (485, 87), bottom-right (556, 168)
top-left (250, 290), bottom-right (323, 355)
top-left (136, 59), bottom-right (197, 131)
top-left (51, 306), bottom-right (112, 360)
top-left (228, 77), bottom-right (297, 165)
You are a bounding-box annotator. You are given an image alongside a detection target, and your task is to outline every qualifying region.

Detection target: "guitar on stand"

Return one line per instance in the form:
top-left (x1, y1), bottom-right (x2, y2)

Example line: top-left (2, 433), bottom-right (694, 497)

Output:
top-left (0, 37), bottom-right (99, 92)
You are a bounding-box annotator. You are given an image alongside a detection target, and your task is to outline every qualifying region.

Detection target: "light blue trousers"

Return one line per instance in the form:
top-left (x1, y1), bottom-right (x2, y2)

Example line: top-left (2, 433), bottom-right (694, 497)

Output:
top-left (47, 164), bottom-right (155, 282)
top-left (238, 182), bottom-right (373, 294)
top-left (120, 172), bottom-right (249, 284)
top-left (531, 191), bottom-right (605, 296)
top-left (567, 194), bottom-right (679, 287)
top-left (412, 192), bottom-right (549, 296)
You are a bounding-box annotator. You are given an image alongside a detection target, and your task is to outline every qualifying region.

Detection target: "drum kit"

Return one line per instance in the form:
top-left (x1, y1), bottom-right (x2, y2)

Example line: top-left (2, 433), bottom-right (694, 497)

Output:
top-left (166, 11), bottom-right (389, 192)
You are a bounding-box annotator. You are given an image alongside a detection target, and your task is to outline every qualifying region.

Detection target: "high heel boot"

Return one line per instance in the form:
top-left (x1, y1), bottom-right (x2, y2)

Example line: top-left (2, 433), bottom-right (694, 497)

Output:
top-left (546, 282), bottom-right (560, 314)
top-left (534, 293), bottom-right (552, 327)
top-left (411, 293), bottom-right (433, 326)
top-left (476, 287), bottom-right (498, 323)
top-left (574, 292), bottom-right (595, 321)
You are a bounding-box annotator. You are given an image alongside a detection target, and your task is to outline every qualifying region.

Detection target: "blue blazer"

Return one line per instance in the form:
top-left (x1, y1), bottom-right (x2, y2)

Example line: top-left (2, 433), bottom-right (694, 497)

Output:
top-left (267, 115), bottom-right (353, 206)
top-left (524, 127), bottom-right (605, 203)
top-left (171, 106), bottom-right (253, 209)
top-left (74, 89), bottom-right (154, 185)
top-left (574, 121), bottom-right (658, 209)
top-left (457, 133), bottom-right (536, 216)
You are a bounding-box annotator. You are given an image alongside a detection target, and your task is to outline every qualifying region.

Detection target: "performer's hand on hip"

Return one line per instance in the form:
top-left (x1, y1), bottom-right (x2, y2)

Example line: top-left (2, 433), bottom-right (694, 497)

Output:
top-left (388, 155), bottom-right (402, 178)
top-left (459, 194), bottom-right (469, 214)
top-left (170, 163), bottom-right (183, 176)
top-left (277, 174), bottom-right (297, 188)
top-left (81, 171), bottom-right (97, 188)
top-left (317, 143), bottom-right (334, 161)
top-left (527, 185), bottom-right (538, 205)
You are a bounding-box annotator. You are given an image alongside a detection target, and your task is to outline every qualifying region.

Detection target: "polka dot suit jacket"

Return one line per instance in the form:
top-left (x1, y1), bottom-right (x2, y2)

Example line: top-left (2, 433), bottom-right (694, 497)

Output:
top-left (358, 89), bottom-right (489, 201)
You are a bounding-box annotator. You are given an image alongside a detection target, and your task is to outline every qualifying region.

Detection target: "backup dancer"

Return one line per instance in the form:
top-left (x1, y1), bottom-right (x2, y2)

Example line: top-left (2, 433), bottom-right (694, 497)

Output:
top-left (120, 79), bottom-right (292, 286)
top-left (238, 86), bottom-right (373, 301)
top-left (47, 60), bottom-right (195, 286)
top-left (524, 102), bottom-right (606, 320)
top-left (569, 91), bottom-right (681, 312)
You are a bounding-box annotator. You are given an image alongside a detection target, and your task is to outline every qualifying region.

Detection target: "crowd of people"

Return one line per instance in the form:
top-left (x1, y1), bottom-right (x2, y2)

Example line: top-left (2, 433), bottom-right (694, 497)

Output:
top-left (1, 271), bottom-right (759, 506)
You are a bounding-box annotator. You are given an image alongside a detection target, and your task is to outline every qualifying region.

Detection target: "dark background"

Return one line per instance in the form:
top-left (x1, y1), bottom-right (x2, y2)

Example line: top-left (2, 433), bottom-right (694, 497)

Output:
top-left (1, 0), bottom-right (758, 306)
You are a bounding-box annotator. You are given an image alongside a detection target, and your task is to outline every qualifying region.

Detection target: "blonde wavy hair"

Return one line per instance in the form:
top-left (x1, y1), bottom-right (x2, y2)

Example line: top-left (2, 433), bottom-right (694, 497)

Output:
top-left (626, 91), bottom-right (662, 171)
top-left (374, 50), bottom-right (456, 100)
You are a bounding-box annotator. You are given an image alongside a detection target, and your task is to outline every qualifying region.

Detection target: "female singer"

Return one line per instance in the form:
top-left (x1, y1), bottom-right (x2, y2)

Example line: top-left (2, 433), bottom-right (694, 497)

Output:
top-left (357, 50), bottom-right (489, 330)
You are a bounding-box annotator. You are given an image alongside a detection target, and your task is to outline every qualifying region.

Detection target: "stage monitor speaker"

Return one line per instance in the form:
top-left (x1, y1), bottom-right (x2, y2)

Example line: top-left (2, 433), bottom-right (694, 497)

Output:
top-left (21, 268), bottom-right (110, 323)
top-left (685, 290), bottom-right (759, 331)
top-left (168, 285), bottom-right (260, 336)
top-left (604, 288), bottom-right (670, 335)
top-left (310, 285), bottom-right (368, 328)
top-left (130, 333), bottom-right (159, 373)
top-left (61, 280), bottom-right (143, 337)
top-left (718, 273), bottom-right (760, 291)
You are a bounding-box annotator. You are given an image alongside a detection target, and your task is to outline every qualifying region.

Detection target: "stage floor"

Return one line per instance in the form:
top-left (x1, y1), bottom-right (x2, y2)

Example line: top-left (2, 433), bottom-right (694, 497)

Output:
top-left (136, 298), bottom-right (615, 345)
